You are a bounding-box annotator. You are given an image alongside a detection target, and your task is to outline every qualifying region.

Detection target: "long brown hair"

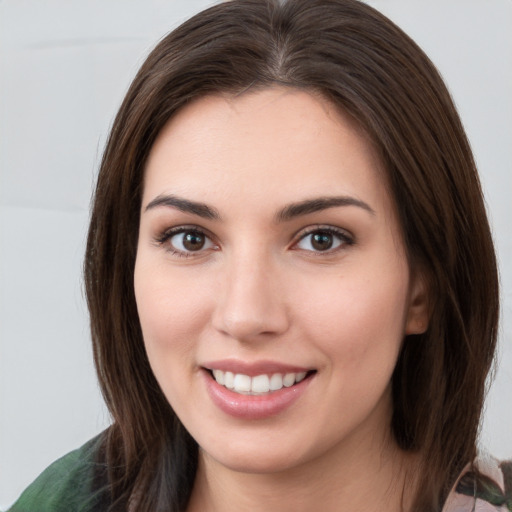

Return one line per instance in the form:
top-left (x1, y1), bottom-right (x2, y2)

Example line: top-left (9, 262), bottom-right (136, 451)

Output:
top-left (84, 1), bottom-right (499, 510)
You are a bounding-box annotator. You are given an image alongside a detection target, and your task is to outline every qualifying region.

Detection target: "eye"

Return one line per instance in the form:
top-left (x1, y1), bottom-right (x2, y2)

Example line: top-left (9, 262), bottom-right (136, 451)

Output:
top-left (294, 227), bottom-right (353, 253)
top-left (157, 227), bottom-right (216, 256)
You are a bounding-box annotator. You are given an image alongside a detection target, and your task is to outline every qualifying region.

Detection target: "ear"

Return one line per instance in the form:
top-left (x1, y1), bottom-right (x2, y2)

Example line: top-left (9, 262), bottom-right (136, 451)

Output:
top-left (405, 270), bottom-right (430, 335)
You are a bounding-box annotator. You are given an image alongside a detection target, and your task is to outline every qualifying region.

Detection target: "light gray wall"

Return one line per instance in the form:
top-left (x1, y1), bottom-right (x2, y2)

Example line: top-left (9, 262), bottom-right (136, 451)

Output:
top-left (1, 1), bottom-right (510, 508)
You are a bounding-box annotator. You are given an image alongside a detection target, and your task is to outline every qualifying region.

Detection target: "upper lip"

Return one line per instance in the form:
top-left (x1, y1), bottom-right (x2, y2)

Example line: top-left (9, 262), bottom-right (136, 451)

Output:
top-left (201, 359), bottom-right (314, 377)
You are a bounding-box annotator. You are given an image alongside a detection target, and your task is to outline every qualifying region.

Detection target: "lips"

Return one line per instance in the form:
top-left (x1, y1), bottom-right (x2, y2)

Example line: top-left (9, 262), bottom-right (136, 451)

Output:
top-left (201, 360), bottom-right (316, 419)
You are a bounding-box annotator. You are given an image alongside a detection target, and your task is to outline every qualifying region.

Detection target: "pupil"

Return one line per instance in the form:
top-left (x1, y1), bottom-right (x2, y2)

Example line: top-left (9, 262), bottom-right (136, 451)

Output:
top-left (183, 232), bottom-right (205, 251)
top-left (312, 232), bottom-right (333, 251)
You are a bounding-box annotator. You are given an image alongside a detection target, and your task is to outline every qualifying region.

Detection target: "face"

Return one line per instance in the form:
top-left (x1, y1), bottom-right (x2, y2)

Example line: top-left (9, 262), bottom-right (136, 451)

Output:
top-left (134, 88), bottom-right (427, 475)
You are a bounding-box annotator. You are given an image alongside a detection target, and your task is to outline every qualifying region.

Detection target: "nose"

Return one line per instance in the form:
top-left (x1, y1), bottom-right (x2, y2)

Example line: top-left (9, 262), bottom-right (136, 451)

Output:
top-left (212, 251), bottom-right (290, 342)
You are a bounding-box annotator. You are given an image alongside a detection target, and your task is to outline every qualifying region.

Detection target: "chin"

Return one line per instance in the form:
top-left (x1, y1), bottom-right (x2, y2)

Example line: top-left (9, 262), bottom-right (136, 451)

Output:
top-left (197, 426), bottom-right (324, 476)
top-left (207, 447), bottom-right (306, 475)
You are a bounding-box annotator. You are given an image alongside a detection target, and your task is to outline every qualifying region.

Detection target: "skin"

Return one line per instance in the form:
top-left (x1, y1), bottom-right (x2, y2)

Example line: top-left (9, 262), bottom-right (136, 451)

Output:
top-left (134, 87), bottom-right (429, 512)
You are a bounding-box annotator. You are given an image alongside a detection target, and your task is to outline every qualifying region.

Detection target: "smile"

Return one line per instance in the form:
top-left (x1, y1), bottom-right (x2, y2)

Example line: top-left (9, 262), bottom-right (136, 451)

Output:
top-left (201, 360), bottom-right (316, 419)
top-left (211, 369), bottom-right (308, 395)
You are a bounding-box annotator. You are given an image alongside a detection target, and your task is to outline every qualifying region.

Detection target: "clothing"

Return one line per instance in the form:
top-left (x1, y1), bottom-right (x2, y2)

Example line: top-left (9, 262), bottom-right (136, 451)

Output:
top-left (442, 453), bottom-right (512, 512)
top-left (8, 434), bottom-right (512, 512)
top-left (8, 434), bottom-right (109, 512)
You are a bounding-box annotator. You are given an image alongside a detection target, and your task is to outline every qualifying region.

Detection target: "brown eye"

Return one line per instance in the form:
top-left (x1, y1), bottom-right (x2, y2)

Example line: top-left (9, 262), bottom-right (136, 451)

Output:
top-left (295, 227), bottom-right (352, 253)
top-left (311, 232), bottom-right (334, 251)
top-left (166, 229), bottom-right (215, 254)
top-left (182, 231), bottom-right (206, 251)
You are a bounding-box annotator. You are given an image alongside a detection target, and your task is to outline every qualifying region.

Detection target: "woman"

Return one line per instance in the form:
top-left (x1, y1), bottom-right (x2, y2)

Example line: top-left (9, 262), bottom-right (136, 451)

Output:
top-left (9, 0), bottom-right (505, 511)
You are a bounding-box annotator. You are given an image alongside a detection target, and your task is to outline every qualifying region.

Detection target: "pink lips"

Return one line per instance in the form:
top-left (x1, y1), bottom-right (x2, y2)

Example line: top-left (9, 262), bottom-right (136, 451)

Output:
top-left (201, 359), bottom-right (314, 420)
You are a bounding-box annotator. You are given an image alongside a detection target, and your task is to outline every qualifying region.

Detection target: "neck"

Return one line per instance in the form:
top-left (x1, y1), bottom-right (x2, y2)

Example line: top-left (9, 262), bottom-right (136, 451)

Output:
top-left (187, 433), bottom-right (420, 512)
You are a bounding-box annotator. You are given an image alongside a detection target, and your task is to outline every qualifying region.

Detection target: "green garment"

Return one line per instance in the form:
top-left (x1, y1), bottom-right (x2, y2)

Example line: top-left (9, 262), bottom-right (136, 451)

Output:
top-left (8, 433), bottom-right (512, 511)
top-left (8, 434), bottom-right (109, 512)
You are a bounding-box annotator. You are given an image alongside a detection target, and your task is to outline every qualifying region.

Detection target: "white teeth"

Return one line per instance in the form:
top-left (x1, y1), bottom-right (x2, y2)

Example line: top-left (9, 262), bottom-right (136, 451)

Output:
top-left (233, 373), bottom-right (251, 392)
top-left (283, 373), bottom-right (295, 387)
top-left (251, 374), bottom-right (270, 393)
top-left (210, 369), bottom-right (310, 395)
top-left (295, 371), bottom-right (307, 383)
top-left (212, 369), bottom-right (225, 385)
top-left (224, 371), bottom-right (235, 390)
top-left (269, 373), bottom-right (283, 391)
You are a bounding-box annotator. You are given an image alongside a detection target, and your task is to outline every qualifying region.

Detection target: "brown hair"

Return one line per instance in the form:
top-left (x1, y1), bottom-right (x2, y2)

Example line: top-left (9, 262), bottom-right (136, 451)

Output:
top-left (84, 1), bottom-right (499, 510)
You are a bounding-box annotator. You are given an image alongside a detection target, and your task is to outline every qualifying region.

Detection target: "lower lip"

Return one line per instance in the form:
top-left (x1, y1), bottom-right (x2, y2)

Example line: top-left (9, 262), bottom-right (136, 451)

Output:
top-left (203, 370), bottom-right (313, 420)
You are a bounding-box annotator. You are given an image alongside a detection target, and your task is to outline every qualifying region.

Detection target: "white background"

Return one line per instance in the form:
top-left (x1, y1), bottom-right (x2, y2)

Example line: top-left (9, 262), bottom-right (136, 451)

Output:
top-left (0, 1), bottom-right (511, 508)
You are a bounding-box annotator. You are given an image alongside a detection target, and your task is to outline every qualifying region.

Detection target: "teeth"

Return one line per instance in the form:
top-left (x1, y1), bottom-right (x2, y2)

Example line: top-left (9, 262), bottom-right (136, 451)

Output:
top-left (283, 373), bottom-right (295, 387)
top-left (252, 374), bottom-right (270, 393)
top-left (296, 371), bottom-right (307, 383)
top-left (233, 373), bottom-right (251, 392)
top-left (210, 369), bottom-right (310, 395)
top-left (269, 373), bottom-right (283, 391)
top-left (212, 369), bottom-right (225, 385)
top-left (224, 371), bottom-right (235, 390)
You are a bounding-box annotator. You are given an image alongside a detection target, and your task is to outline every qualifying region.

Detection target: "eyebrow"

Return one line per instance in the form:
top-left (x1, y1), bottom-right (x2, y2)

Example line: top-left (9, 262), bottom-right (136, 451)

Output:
top-left (275, 196), bottom-right (375, 222)
top-left (144, 194), bottom-right (375, 221)
top-left (144, 194), bottom-right (221, 220)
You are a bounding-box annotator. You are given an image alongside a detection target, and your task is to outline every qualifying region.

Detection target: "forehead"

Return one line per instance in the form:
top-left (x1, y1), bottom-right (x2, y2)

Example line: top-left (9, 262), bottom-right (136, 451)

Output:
top-left (143, 87), bottom-right (390, 217)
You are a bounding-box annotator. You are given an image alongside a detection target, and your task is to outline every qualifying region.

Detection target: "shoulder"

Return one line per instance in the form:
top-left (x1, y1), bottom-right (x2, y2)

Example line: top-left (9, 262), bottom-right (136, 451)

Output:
top-left (8, 433), bottom-right (110, 512)
top-left (443, 453), bottom-right (512, 512)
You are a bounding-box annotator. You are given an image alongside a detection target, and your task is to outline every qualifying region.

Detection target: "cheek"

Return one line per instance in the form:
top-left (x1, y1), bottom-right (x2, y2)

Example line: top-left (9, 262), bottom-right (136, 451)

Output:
top-left (134, 261), bottom-right (210, 367)
top-left (133, 263), bottom-right (213, 418)
top-left (293, 262), bottom-right (409, 371)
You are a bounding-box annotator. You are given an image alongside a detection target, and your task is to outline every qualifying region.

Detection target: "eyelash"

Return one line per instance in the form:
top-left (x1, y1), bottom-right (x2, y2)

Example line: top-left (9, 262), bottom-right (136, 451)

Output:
top-left (154, 225), bottom-right (354, 258)
top-left (293, 225), bottom-right (355, 255)
top-left (155, 226), bottom-right (217, 259)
